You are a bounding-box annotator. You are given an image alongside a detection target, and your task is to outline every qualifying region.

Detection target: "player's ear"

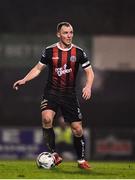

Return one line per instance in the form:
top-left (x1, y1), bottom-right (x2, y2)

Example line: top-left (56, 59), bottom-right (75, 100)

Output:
top-left (57, 32), bottom-right (60, 38)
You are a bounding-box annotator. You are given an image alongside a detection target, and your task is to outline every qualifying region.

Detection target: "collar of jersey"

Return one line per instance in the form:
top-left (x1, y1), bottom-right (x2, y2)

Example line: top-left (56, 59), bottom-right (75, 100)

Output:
top-left (57, 42), bottom-right (73, 51)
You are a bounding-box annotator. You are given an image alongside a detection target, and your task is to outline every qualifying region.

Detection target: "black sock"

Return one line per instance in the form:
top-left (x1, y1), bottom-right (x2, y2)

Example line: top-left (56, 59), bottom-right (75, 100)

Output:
top-left (42, 127), bottom-right (55, 153)
top-left (73, 135), bottom-right (85, 160)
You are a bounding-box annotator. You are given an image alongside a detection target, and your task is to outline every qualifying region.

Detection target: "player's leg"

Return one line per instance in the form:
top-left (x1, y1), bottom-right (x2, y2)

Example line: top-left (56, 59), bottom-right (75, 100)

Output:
top-left (40, 95), bottom-right (58, 152)
top-left (61, 97), bottom-right (85, 161)
top-left (70, 121), bottom-right (84, 158)
top-left (41, 96), bottom-right (62, 165)
top-left (42, 110), bottom-right (62, 165)
top-left (71, 121), bottom-right (91, 169)
top-left (42, 109), bottom-right (56, 152)
top-left (61, 97), bottom-right (91, 169)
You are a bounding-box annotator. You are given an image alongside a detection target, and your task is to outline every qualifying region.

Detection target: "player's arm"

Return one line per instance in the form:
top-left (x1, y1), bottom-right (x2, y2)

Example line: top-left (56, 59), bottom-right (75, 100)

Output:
top-left (13, 62), bottom-right (46, 90)
top-left (82, 66), bottom-right (94, 100)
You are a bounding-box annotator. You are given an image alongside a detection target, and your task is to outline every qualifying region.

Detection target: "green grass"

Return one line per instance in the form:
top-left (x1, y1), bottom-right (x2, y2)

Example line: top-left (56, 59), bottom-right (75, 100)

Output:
top-left (0, 160), bottom-right (135, 179)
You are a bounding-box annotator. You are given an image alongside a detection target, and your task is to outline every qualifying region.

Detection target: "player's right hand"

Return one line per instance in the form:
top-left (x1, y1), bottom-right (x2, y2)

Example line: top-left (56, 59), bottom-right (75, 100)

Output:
top-left (13, 79), bottom-right (26, 90)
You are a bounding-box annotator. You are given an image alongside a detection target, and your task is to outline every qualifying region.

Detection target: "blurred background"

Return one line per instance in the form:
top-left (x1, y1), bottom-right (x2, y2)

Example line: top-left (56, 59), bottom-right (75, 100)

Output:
top-left (0, 0), bottom-right (135, 160)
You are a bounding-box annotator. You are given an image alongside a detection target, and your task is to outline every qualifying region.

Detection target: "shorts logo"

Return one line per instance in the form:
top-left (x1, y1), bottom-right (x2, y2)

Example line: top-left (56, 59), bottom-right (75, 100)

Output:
top-left (55, 64), bottom-right (72, 77)
top-left (40, 99), bottom-right (48, 110)
top-left (77, 108), bottom-right (82, 119)
top-left (70, 56), bottom-right (76, 62)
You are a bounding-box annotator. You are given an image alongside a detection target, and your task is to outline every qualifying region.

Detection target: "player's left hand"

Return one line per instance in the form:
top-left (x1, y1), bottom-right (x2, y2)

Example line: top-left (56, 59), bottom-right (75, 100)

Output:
top-left (82, 86), bottom-right (91, 100)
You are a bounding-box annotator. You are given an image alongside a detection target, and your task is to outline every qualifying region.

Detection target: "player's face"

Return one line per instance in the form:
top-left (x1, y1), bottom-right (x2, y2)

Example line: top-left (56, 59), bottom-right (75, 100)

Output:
top-left (57, 25), bottom-right (73, 48)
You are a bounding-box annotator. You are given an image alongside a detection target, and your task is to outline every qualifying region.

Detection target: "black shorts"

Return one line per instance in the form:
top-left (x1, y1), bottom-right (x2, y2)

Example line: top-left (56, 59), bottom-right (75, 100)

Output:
top-left (40, 94), bottom-right (82, 123)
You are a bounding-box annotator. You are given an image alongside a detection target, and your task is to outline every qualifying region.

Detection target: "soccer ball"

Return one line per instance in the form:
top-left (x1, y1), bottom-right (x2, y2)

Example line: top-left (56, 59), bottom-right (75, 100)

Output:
top-left (36, 152), bottom-right (55, 169)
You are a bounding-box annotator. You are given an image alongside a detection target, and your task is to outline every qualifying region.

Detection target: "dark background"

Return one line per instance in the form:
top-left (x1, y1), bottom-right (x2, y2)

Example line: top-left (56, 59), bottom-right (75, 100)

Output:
top-left (0, 0), bottom-right (135, 128)
top-left (0, 0), bottom-right (135, 35)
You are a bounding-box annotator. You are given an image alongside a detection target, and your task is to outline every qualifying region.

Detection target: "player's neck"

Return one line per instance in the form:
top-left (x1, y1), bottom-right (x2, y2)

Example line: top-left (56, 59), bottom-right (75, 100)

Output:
top-left (57, 42), bottom-right (73, 51)
top-left (58, 42), bottom-right (72, 49)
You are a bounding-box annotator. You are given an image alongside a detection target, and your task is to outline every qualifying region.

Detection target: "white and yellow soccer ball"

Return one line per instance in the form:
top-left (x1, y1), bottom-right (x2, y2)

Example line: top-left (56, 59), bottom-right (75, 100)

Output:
top-left (36, 152), bottom-right (55, 169)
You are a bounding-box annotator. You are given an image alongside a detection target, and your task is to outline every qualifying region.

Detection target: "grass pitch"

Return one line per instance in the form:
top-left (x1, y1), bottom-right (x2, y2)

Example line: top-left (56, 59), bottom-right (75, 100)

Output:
top-left (0, 160), bottom-right (135, 179)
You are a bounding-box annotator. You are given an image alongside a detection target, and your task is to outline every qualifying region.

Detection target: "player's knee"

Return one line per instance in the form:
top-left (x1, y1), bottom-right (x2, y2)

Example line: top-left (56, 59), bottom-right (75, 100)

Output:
top-left (72, 125), bottom-right (83, 137)
top-left (42, 115), bottom-right (52, 127)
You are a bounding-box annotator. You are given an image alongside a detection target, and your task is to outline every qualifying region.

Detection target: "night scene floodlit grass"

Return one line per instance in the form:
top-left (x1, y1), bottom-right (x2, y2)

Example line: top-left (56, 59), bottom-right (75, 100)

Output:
top-left (0, 160), bottom-right (135, 179)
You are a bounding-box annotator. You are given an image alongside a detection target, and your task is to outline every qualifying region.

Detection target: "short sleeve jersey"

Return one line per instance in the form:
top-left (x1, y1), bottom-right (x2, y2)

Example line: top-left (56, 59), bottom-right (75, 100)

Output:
top-left (39, 43), bottom-right (91, 95)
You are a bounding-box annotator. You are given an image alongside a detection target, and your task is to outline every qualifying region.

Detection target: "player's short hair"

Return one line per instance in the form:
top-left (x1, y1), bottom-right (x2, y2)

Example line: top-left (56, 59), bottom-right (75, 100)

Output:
top-left (57, 22), bottom-right (72, 32)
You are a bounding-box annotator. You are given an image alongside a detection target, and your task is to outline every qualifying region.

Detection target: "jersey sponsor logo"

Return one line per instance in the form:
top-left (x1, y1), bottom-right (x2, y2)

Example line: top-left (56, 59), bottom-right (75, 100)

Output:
top-left (55, 64), bottom-right (72, 77)
top-left (70, 56), bottom-right (76, 62)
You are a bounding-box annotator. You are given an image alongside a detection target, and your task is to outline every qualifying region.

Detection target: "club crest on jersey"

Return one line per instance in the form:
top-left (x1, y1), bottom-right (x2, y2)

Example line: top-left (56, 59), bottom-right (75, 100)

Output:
top-left (55, 64), bottom-right (72, 77)
top-left (70, 56), bottom-right (76, 62)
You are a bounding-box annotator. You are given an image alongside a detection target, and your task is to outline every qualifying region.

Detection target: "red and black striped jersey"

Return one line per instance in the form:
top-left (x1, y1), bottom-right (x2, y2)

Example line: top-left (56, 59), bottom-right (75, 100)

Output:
top-left (39, 42), bottom-right (91, 95)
